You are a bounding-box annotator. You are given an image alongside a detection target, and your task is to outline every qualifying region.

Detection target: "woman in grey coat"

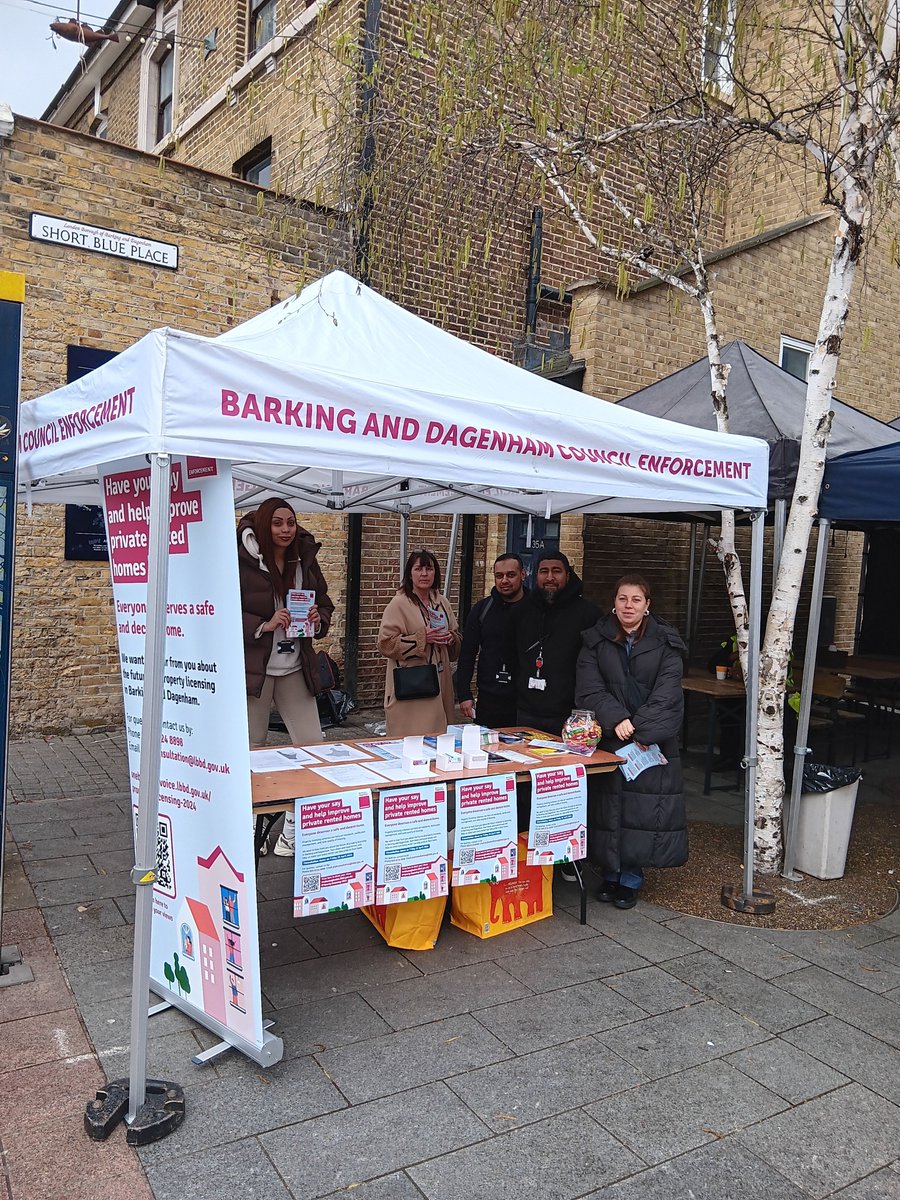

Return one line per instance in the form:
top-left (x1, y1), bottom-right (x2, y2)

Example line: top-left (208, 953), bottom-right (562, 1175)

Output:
top-left (575, 574), bottom-right (687, 908)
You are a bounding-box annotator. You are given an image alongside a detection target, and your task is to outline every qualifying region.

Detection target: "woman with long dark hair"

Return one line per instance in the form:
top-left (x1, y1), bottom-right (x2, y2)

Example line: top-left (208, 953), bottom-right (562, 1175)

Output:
top-left (575, 573), bottom-right (687, 908)
top-left (238, 497), bottom-right (334, 855)
top-left (377, 549), bottom-right (461, 737)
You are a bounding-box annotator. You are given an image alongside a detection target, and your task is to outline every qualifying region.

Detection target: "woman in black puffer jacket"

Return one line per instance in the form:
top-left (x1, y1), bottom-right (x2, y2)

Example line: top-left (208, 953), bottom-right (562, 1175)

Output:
top-left (575, 574), bottom-right (687, 909)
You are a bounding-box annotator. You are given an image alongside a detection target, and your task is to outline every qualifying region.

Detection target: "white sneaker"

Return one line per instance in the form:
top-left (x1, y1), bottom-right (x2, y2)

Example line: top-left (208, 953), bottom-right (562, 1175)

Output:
top-left (259, 839), bottom-right (269, 856)
top-left (273, 833), bottom-right (295, 857)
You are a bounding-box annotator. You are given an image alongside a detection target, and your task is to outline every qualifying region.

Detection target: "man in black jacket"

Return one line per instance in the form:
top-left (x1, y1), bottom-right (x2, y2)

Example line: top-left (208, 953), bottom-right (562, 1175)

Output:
top-left (457, 553), bottom-right (527, 729)
top-left (511, 550), bottom-right (600, 736)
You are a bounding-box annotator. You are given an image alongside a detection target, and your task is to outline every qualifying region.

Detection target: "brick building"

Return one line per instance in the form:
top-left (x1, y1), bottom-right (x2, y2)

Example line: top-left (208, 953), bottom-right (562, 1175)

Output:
top-left (12, 0), bottom-right (900, 731)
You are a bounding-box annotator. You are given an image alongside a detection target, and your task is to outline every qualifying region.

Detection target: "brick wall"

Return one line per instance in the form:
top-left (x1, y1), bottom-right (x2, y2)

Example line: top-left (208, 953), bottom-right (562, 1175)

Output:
top-left (5, 117), bottom-right (349, 735)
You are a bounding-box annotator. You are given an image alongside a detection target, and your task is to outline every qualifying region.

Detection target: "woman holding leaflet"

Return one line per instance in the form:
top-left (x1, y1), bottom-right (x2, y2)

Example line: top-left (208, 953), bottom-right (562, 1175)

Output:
top-left (575, 573), bottom-right (687, 908)
top-left (378, 549), bottom-right (461, 737)
top-left (238, 497), bottom-right (334, 856)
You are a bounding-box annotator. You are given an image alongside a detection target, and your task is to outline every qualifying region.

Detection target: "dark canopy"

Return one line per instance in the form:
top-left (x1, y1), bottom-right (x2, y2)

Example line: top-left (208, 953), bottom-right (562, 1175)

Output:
top-left (820, 440), bottom-right (900, 525)
top-left (617, 341), bottom-right (898, 500)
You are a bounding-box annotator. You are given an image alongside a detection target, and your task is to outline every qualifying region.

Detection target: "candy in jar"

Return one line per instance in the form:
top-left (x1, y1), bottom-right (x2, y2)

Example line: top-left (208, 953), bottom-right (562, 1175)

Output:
top-left (562, 708), bottom-right (601, 754)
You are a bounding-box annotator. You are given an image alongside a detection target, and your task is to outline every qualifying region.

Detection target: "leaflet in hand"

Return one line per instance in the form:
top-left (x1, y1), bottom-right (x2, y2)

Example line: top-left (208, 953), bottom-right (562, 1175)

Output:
top-left (286, 588), bottom-right (317, 638)
top-left (617, 741), bottom-right (667, 781)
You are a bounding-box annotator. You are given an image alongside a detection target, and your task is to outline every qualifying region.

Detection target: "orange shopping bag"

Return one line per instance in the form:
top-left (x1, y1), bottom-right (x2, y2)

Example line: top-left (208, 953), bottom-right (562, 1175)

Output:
top-left (450, 833), bottom-right (552, 939)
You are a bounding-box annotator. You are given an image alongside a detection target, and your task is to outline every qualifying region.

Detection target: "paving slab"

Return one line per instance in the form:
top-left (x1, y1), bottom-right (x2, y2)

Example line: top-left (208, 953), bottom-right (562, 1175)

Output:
top-left (524, 906), bottom-right (605, 945)
top-left (471, 978), bottom-right (647, 1053)
top-left (662, 914), bottom-right (808, 979)
top-left (259, 1082), bottom-right (490, 1199)
top-left (98, 1028), bottom-right (221, 1090)
top-left (725, 1035), bottom-right (849, 1104)
top-left (52, 922), bottom-right (137, 969)
top-left (666, 950), bottom-right (824, 1032)
top-left (498, 935), bottom-right (648, 993)
top-left (316, 1014), bottom-right (511, 1103)
top-left (257, 927), bottom-right (320, 970)
top-left (595, 998), bottom-right (768, 1078)
top-left (77, 990), bottom-right (198, 1053)
top-left (22, 854), bottom-right (99, 882)
top-left (782, 1015), bottom-right (900, 1105)
top-left (137, 1054), bottom-right (348, 1164)
top-left (263, 945), bottom-right (423, 1009)
top-left (318, 1172), bottom-right (426, 1200)
top-left (61, 953), bottom-right (138, 1006)
top-left (832, 1165), bottom-right (900, 1198)
top-left (763, 929), bottom-right (900, 994)
top-left (396, 920), bottom-right (546, 972)
top-left (32, 871), bottom-right (133, 907)
top-left (410, 1108), bottom-right (643, 1200)
top-left (446, 1034), bottom-right (646, 1131)
top-left (581, 1137), bottom-right (814, 1200)
top-left (735, 1083), bottom-right (900, 1198)
top-left (40, 897), bottom-right (128, 936)
top-left (16, 829), bottom-right (135, 862)
top-left (587, 1058), bottom-right (786, 1165)
top-left (143, 1136), bottom-right (292, 1200)
top-left (361, 960), bottom-right (532, 1030)
top-left (582, 906), bottom-right (700, 962)
top-left (262, 992), bottom-right (393, 1059)
top-left (297, 910), bottom-right (389, 956)
top-left (868, 936), bottom-right (900, 969)
top-left (0, 933), bottom-right (76, 1023)
top-left (605, 964), bottom-right (705, 1015)
top-left (0, 1008), bottom-right (92, 1072)
top-left (776, 966), bottom-right (900, 1049)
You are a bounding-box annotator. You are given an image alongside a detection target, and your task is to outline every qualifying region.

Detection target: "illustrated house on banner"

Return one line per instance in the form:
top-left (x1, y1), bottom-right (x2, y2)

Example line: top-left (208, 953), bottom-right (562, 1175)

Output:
top-left (497, 846), bottom-right (517, 881)
top-left (196, 845), bottom-right (255, 1041)
top-left (182, 897), bottom-right (225, 1025)
top-left (424, 857), bottom-right (448, 897)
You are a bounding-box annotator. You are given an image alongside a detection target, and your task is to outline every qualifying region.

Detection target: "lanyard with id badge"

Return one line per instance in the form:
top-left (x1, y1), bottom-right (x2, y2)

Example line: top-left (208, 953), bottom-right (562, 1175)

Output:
top-left (528, 642), bottom-right (546, 691)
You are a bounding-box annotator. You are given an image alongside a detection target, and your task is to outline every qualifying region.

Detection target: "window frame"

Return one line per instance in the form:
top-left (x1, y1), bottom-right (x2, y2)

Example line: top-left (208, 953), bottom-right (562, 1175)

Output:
top-left (155, 46), bottom-right (175, 143)
top-left (780, 335), bottom-right (814, 382)
top-left (701, 0), bottom-right (736, 96)
top-left (248, 0), bottom-right (277, 56)
top-left (234, 138), bottom-right (273, 188)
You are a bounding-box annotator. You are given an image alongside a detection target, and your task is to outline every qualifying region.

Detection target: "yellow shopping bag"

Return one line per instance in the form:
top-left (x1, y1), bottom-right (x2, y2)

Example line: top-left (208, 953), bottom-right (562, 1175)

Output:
top-left (361, 895), bottom-right (448, 950)
top-left (450, 833), bottom-right (552, 939)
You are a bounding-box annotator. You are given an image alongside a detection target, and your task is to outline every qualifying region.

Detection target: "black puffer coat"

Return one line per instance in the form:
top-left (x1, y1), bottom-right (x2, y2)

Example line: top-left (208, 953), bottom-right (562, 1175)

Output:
top-left (575, 613), bottom-right (687, 873)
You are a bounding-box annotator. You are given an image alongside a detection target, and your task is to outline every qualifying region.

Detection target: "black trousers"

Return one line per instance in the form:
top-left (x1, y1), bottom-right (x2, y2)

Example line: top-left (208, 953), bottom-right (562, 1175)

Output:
top-left (473, 692), bottom-right (518, 730)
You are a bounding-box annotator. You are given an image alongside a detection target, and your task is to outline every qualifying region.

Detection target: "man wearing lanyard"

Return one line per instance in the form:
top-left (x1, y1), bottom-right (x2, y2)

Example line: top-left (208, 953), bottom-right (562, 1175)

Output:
top-left (457, 553), bottom-right (528, 730)
top-left (510, 549), bottom-right (600, 736)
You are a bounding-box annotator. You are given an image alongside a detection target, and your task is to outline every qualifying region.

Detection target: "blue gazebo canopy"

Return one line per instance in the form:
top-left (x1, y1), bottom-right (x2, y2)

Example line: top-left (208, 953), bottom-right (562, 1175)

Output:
top-left (820, 440), bottom-right (900, 525)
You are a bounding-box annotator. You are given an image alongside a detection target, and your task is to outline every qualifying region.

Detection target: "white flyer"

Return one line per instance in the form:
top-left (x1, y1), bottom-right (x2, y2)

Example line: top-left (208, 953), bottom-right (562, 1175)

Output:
top-left (452, 773), bottom-right (518, 886)
top-left (617, 742), bottom-right (667, 781)
top-left (311, 763), bottom-right (388, 788)
top-left (376, 784), bottom-right (449, 904)
top-left (293, 790), bottom-right (375, 917)
top-left (527, 764), bottom-right (588, 866)
top-left (286, 588), bottom-right (317, 638)
top-left (356, 739), bottom-right (405, 761)
top-left (300, 742), bottom-right (372, 763)
top-left (369, 762), bottom-right (436, 783)
top-left (249, 746), bottom-right (317, 772)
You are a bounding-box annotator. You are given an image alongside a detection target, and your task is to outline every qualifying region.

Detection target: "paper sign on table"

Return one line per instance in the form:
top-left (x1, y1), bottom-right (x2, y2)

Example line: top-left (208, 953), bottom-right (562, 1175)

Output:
top-left (311, 764), bottom-right (388, 788)
top-left (286, 588), bottom-right (317, 637)
top-left (301, 743), bottom-right (372, 764)
top-left (376, 784), bottom-right (449, 904)
top-left (452, 773), bottom-right (518, 886)
top-left (527, 764), bottom-right (588, 866)
top-left (293, 790), bottom-right (375, 916)
top-left (250, 747), bottom-right (317, 772)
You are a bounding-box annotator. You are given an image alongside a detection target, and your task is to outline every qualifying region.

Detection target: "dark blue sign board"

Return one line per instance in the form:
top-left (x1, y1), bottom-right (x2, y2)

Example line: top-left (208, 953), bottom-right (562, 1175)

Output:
top-left (0, 278), bottom-right (22, 960)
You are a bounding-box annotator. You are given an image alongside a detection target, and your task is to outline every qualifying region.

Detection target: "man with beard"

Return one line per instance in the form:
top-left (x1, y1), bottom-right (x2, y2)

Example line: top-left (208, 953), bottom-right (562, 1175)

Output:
top-left (457, 553), bottom-right (528, 730)
top-left (510, 549), bottom-right (600, 736)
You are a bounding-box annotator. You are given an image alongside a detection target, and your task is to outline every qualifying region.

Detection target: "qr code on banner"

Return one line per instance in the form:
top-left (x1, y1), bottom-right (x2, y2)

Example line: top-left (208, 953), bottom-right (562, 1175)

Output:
top-left (457, 847), bottom-right (475, 865)
top-left (384, 863), bottom-right (401, 883)
top-left (532, 831), bottom-right (549, 847)
top-left (302, 873), bottom-right (321, 893)
top-left (154, 814), bottom-right (176, 898)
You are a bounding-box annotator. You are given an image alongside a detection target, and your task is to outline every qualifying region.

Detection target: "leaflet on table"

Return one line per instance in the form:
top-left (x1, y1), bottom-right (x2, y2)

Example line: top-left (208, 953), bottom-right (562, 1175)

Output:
top-left (311, 763), bottom-right (387, 788)
top-left (300, 743), bottom-right (372, 764)
top-left (368, 762), bottom-right (436, 783)
top-left (286, 588), bottom-right (317, 638)
top-left (249, 747), bottom-right (317, 772)
top-left (293, 790), bottom-right (375, 916)
top-left (617, 742), bottom-right (667, 782)
top-left (356, 739), bottom-right (406, 761)
top-left (527, 764), bottom-right (588, 865)
top-left (101, 456), bottom-right (266, 1054)
top-left (452, 773), bottom-right (518, 886)
top-left (376, 784), bottom-right (449, 904)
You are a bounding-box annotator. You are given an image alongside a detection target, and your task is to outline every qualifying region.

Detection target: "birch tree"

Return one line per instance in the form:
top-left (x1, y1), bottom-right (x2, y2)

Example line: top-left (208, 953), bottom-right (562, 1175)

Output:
top-left (291, 0), bottom-right (900, 870)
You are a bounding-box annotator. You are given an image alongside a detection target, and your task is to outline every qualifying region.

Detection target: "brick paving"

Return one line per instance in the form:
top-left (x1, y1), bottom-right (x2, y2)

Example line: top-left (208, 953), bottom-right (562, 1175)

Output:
top-left (2, 725), bottom-right (899, 1200)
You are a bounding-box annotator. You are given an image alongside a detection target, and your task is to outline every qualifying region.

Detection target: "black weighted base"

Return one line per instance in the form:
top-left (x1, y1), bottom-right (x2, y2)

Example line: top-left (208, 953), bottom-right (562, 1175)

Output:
top-left (85, 1078), bottom-right (186, 1145)
top-left (720, 883), bottom-right (777, 915)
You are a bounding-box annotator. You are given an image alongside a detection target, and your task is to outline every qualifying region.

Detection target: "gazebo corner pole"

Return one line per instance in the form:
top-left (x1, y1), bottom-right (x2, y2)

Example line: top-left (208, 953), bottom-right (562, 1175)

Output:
top-left (398, 503), bottom-right (410, 579)
top-left (446, 513), bottom-right (460, 602)
top-left (783, 518), bottom-right (830, 879)
top-left (743, 508), bottom-right (766, 901)
top-left (127, 453), bottom-right (173, 1124)
top-left (685, 521), bottom-right (697, 659)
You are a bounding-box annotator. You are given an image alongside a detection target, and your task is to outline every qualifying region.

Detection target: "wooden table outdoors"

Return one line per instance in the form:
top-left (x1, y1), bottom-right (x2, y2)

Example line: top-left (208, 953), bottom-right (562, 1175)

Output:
top-left (681, 669), bottom-right (746, 795)
top-left (251, 728), bottom-right (624, 925)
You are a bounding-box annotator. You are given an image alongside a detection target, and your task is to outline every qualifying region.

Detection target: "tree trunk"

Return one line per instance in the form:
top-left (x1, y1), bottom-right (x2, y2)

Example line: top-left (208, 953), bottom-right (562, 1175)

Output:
top-left (753, 207), bottom-right (864, 872)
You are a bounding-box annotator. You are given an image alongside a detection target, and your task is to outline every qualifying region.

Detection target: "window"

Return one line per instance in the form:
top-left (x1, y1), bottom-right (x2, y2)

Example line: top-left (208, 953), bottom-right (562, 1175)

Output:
top-left (90, 113), bottom-right (108, 139)
top-left (234, 138), bottom-right (273, 188)
top-left (249, 0), bottom-right (276, 55)
top-left (156, 47), bottom-right (174, 142)
top-left (780, 335), bottom-right (813, 382)
top-left (702, 0), bottom-right (735, 93)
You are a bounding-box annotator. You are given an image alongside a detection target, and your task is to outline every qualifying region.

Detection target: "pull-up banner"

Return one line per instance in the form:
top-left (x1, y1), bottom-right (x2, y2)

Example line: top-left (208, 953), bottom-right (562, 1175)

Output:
top-left (100, 455), bottom-right (267, 1057)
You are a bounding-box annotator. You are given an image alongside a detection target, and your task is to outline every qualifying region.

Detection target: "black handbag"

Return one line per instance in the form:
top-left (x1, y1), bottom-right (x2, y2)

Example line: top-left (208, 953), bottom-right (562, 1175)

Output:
top-left (393, 661), bottom-right (440, 701)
